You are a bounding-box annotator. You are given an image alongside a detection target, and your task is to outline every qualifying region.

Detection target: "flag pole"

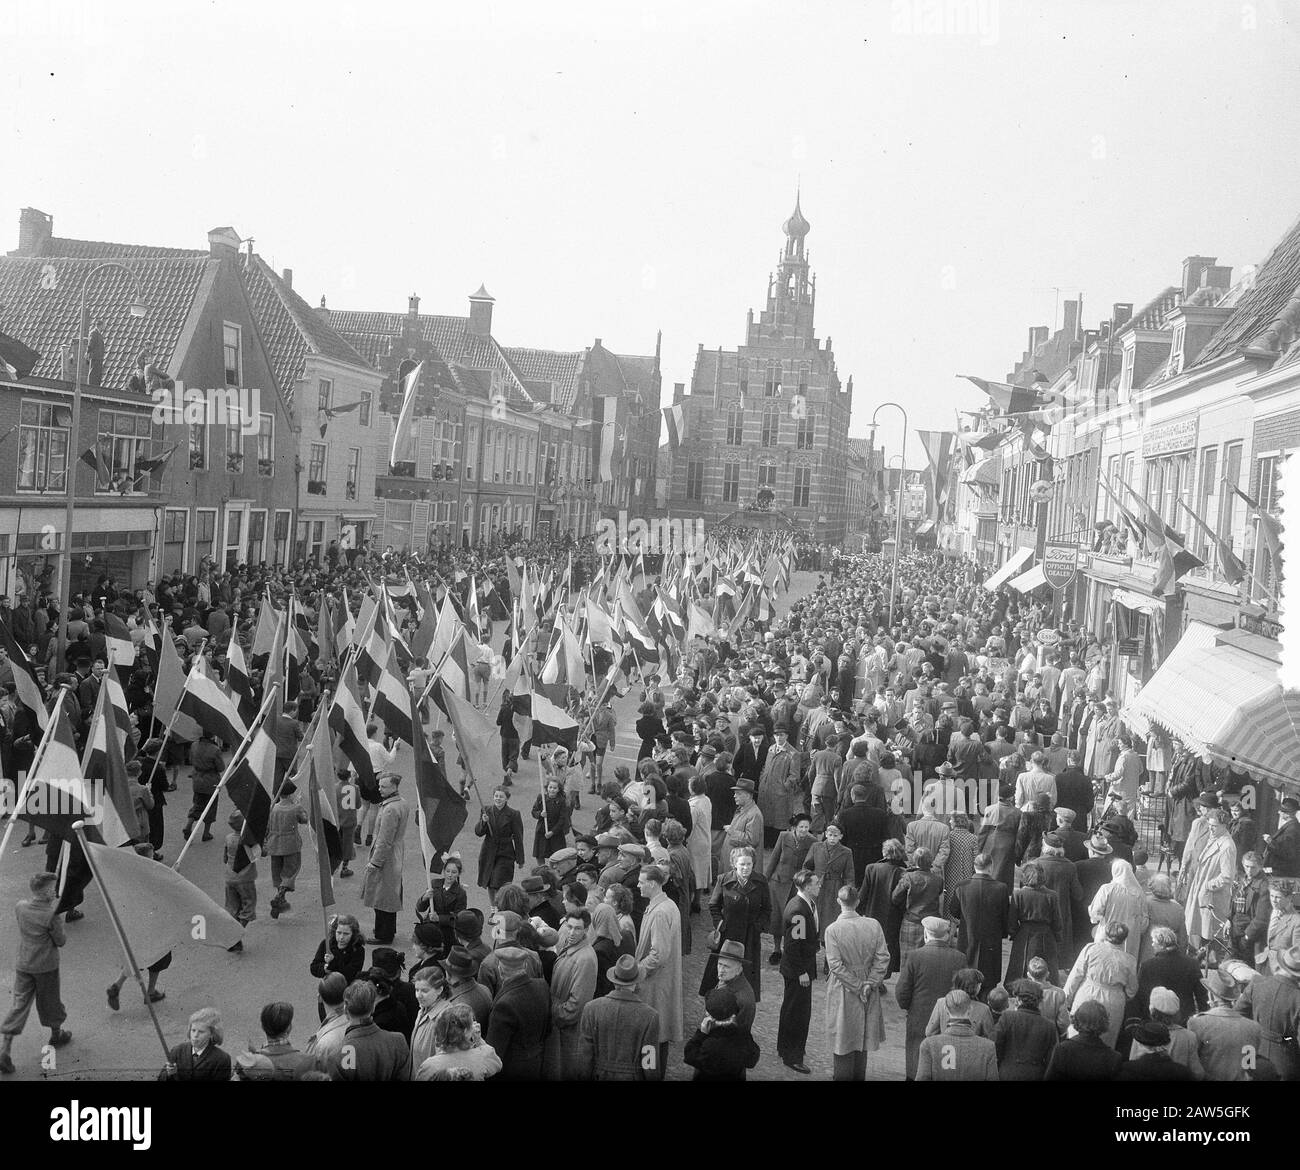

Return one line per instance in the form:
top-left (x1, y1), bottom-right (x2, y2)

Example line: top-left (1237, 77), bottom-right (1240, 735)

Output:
top-left (73, 823), bottom-right (172, 1064)
top-left (0, 690), bottom-right (68, 862)
top-left (172, 683), bottom-right (280, 872)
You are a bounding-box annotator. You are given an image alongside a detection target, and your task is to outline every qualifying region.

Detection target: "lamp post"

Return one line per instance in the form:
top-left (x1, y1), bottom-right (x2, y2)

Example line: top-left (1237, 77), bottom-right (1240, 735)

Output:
top-left (869, 402), bottom-right (908, 630)
top-left (55, 262), bottom-right (148, 673)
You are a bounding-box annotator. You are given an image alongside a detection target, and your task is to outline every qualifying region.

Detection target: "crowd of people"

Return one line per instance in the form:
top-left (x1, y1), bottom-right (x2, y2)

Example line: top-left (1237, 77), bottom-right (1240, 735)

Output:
top-left (1, 537), bottom-right (1297, 1081)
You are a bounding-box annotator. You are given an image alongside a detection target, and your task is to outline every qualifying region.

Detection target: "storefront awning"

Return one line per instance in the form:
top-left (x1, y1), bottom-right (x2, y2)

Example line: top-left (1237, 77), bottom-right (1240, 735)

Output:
top-left (1112, 587), bottom-right (1162, 615)
top-left (1121, 621), bottom-right (1300, 788)
top-left (961, 455), bottom-right (1000, 486)
top-left (915, 519), bottom-right (935, 535)
top-left (983, 546), bottom-right (1034, 592)
top-left (1008, 563), bottom-right (1047, 593)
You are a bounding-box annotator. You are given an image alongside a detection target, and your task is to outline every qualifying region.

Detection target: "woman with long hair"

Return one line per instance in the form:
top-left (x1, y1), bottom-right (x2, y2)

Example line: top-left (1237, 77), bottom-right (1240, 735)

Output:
top-left (309, 913), bottom-right (366, 985)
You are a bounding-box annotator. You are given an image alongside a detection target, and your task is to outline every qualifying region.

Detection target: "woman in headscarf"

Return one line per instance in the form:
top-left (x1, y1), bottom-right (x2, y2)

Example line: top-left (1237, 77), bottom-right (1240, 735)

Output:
top-left (1005, 861), bottom-right (1064, 983)
top-left (1062, 921), bottom-right (1139, 1049)
top-left (589, 900), bottom-right (631, 996)
top-left (857, 838), bottom-right (907, 973)
top-left (976, 791), bottom-right (1021, 892)
top-left (1088, 858), bottom-right (1150, 961)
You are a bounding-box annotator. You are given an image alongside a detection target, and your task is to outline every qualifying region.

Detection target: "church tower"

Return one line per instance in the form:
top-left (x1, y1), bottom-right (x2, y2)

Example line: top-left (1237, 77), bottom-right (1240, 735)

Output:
top-left (748, 192), bottom-right (817, 348)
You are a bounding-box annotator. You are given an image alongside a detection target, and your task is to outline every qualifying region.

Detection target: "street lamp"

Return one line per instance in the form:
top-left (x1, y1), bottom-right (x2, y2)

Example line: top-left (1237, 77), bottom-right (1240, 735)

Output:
top-left (55, 262), bottom-right (149, 673)
top-left (869, 401), bottom-right (908, 630)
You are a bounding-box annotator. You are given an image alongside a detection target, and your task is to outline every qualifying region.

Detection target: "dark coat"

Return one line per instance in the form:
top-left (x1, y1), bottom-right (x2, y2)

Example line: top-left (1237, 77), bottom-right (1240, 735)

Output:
top-left (1074, 855), bottom-right (1116, 951)
top-left (837, 802), bottom-right (893, 880)
top-left (733, 738), bottom-right (771, 786)
top-left (530, 792), bottom-right (570, 860)
top-left (163, 1042), bottom-right (232, 1082)
top-left (1264, 819), bottom-right (1300, 878)
top-left (683, 1023), bottom-right (761, 1081)
top-left (701, 873), bottom-right (771, 1003)
top-left (1036, 854), bottom-right (1085, 963)
top-left (858, 858), bottom-right (907, 973)
top-left (475, 804), bottom-right (525, 890)
top-left (780, 894), bottom-right (819, 980)
top-left (487, 973), bottom-right (552, 1080)
top-left (993, 1006), bottom-right (1058, 1080)
top-left (951, 873), bottom-right (1010, 992)
top-left (635, 715), bottom-right (666, 760)
top-left (976, 808), bottom-right (1020, 891)
top-left (1115, 1052), bottom-right (1196, 1081)
top-left (1005, 886), bottom-right (1063, 983)
top-left (1055, 767), bottom-right (1093, 826)
top-left (310, 937), bottom-right (366, 984)
top-left (896, 942), bottom-right (968, 1079)
top-left (325, 1021), bottom-right (410, 1081)
top-left (1044, 1034), bottom-right (1123, 1081)
top-left (1055, 827), bottom-right (1089, 863)
top-left (1133, 952), bottom-right (1209, 1024)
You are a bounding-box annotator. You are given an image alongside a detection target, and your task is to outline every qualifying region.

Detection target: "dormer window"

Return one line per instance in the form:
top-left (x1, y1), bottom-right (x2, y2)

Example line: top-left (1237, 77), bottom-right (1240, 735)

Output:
top-left (1168, 323), bottom-right (1186, 376)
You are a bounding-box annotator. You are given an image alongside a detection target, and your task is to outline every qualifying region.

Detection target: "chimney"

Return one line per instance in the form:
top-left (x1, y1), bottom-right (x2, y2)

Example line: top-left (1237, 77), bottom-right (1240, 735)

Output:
top-left (408, 293), bottom-right (420, 316)
top-left (281, 268), bottom-right (293, 289)
top-left (1182, 256), bottom-right (1217, 299)
top-left (17, 208), bottom-right (53, 256)
top-left (1029, 325), bottom-right (1049, 353)
top-left (594, 338), bottom-right (602, 348)
top-left (468, 285), bottom-right (494, 337)
top-left (1111, 303), bottom-right (1133, 329)
top-left (207, 226), bottom-right (241, 261)
top-left (673, 382), bottom-right (685, 404)
top-left (1061, 298), bottom-right (1081, 341)
top-left (317, 295), bottom-right (330, 321)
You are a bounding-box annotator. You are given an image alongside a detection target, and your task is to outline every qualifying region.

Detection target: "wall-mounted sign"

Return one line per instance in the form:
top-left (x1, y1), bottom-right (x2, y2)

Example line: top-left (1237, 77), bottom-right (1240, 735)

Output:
top-left (1043, 541), bottom-right (1079, 589)
top-left (1141, 418), bottom-right (1198, 457)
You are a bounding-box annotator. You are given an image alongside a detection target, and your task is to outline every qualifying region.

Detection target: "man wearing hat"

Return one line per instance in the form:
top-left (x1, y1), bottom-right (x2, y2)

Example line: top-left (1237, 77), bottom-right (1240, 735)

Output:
top-left (484, 945), bottom-right (551, 1081)
top-left (895, 916), bottom-right (966, 1081)
top-left (1263, 796), bottom-right (1300, 878)
top-left (1236, 943), bottom-right (1300, 1080)
top-left (1052, 808), bottom-right (1088, 863)
top-left (1115, 1020), bottom-right (1195, 1081)
top-left (1188, 969), bottom-right (1263, 1081)
top-left (444, 946), bottom-right (492, 1030)
top-left (454, 910), bottom-right (489, 975)
top-left (757, 724), bottom-right (803, 851)
top-left (577, 954), bottom-right (662, 1080)
top-left (725, 778), bottom-right (766, 872)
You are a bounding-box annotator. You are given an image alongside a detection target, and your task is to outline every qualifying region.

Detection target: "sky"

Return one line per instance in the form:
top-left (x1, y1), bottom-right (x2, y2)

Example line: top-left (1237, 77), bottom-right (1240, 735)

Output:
top-left (4, 0), bottom-right (1300, 464)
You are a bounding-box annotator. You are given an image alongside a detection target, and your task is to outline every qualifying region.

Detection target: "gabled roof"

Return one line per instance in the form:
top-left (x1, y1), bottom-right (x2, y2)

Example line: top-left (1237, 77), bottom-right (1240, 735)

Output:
top-left (238, 255), bottom-right (374, 410)
top-left (12, 235), bottom-right (206, 261)
top-left (0, 253), bottom-right (213, 390)
top-left (500, 346), bottom-right (586, 410)
top-left (1195, 213), bottom-right (1300, 369)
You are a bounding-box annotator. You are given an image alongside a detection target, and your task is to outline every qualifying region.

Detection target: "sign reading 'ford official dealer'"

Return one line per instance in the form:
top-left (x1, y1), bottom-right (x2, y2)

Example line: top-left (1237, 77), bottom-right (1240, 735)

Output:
top-left (1043, 541), bottom-right (1079, 589)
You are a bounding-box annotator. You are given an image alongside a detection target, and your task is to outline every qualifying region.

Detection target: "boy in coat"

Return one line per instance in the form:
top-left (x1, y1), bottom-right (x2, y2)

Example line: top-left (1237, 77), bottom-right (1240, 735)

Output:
top-left (682, 987), bottom-right (761, 1081)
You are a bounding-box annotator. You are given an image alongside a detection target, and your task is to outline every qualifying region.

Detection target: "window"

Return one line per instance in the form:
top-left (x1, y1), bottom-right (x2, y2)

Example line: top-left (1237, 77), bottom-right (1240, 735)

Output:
top-left (1218, 441), bottom-right (1243, 545)
top-left (722, 463), bottom-right (740, 503)
top-left (1194, 446), bottom-right (1217, 561)
top-left (526, 436), bottom-right (535, 484)
top-left (686, 460), bottom-right (704, 501)
top-left (796, 411), bottom-right (814, 450)
top-left (739, 372), bottom-right (748, 400)
top-left (505, 433), bottom-right (514, 483)
top-left (273, 510), bottom-right (292, 568)
top-left (224, 509), bottom-right (243, 571)
top-left (317, 379), bottom-right (332, 412)
top-left (466, 424), bottom-right (479, 481)
top-left (309, 520), bottom-right (326, 563)
top-left (726, 404), bottom-right (744, 446)
top-left (308, 442), bottom-right (327, 494)
top-left (162, 508), bottom-right (188, 573)
top-left (358, 390), bottom-right (372, 428)
top-left (194, 508), bottom-right (217, 567)
top-left (17, 401), bottom-right (69, 492)
top-left (96, 409), bottom-right (155, 493)
top-left (1256, 454), bottom-right (1280, 513)
top-left (793, 466), bottom-right (811, 508)
top-left (765, 362), bottom-right (781, 397)
top-left (226, 420), bottom-right (243, 472)
top-left (248, 510), bottom-right (267, 566)
top-left (761, 406), bottom-right (780, 447)
top-left (1144, 459), bottom-right (1164, 531)
top-left (257, 413), bottom-right (273, 476)
top-left (797, 367), bottom-right (808, 395)
top-left (189, 422), bottom-right (207, 471)
top-left (758, 462), bottom-right (777, 490)
top-left (222, 324), bottom-right (242, 387)
top-left (346, 447), bottom-right (361, 500)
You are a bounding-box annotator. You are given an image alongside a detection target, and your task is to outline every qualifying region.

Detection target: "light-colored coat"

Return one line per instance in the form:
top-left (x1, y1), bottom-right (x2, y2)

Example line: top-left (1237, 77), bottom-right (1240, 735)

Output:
top-left (687, 794), bottom-right (713, 889)
top-left (757, 744), bottom-right (803, 830)
top-left (546, 937), bottom-right (598, 1078)
top-left (636, 891), bottom-right (684, 1043)
top-left (824, 910), bottom-right (891, 1056)
top-left (1183, 834), bottom-right (1237, 943)
top-left (727, 800), bottom-right (765, 872)
top-left (362, 794), bottom-right (410, 913)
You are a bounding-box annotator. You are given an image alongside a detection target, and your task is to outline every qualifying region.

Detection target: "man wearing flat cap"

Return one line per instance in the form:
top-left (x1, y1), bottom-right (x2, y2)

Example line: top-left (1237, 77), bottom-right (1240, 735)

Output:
top-left (896, 916), bottom-right (966, 1080)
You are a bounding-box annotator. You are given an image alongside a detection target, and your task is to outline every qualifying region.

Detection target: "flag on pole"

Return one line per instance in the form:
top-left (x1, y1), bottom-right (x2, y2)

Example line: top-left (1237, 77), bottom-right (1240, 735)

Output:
top-left (152, 625), bottom-right (201, 742)
top-left (297, 708), bottom-right (341, 907)
top-left (80, 680), bottom-right (138, 848)
top-left (525, 690), bottom-right (580, 753)
top-left (177, 657), bottom-right (248, 750)
top-left (430, 630), bottom-right (472, 717)
top-left (390, 361), bottom-right (424, 470)
top-left (414, 694), bottom-right (468, 871)
top-left (85, 840), bottom-right (244, 962)
top-left (15, 695), bottom-right (95, 842)
top-left (1175, 498), bottom-right (1247, 586)
top-left (225, 715), bottom-right (276, 848)
top-left (101, 667), bottom-right (136, 762)
top-left (372, 639), bottom-right (415, 747)
top-left (328, 659), bottom-right (376, 798)
top-left (958, 374), bottom-right (1046, 415)
top-left (662, 402), bottom-right (686, 451)
top-left (1230, 482), bottom-right (1282, 562)
top-left (0, 620), bottom-right (48, 732)
top-left (102, 612), bottom-right (136, 668)
top-left (686, 599), bottom-right (716, 641)
top-left (224, 638), bottom-right (258, 727)
top-left (251, 599), bottom-right (280, 667)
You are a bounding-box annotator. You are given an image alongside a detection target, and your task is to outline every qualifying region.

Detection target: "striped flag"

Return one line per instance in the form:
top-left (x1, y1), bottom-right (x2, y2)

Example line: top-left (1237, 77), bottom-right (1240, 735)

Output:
top-left (0, 620), bottom-right (48, 732)
top-left (225, 714), bottom-right (276, 849)
top-left (251, 599), bottom-right (280, 668)
top-left (102, 612), bottom-right (136, 668)
top-left (224, 638), bottom-right (258, 727)
top-left (662, 402), bottom-right (686, 451)
top-left (177, 657), bottom-right (248, 750)
top-left (540, 614), bottom-right (586, 689)
top-left (16, 695), bottom-right (97, 843)
top-left (414, 695), bottom-right (468, 871)
top-left (525, 689), bottom-right (579, 753)
top-left (410, 578), bottom-right (439, 663)
top-left (686, 599), bottom-right (716, 641)
top-left (959, 375), bottom-right (1045, 415)
top-left (430, 630), bottom-right (472, 717)
top-left (153, 626), bottom-right (201, 743)
top-left (80, 680), bottom-right (138, 848)
top-left (372, 639), bottom-right (415, 747)
top-left (328, 658), bottom-right (375, 797)
top-left (101, 667), bottom-right (136, 762)
top-left (356, 599), bottom-right (389, 688)
top-left (297, 707), bottom-right (341, 907)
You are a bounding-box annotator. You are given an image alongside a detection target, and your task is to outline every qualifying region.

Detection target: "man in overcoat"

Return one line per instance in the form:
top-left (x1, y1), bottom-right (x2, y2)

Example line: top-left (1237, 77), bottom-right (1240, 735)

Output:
top-left (636, 865), bottom-right (684, 1069)
top-left (363, 772), bottom-right (410, 946)
top-left (895, 916), bottom-right (966, 1080)
top-left (950, 854), bottom-right (1009, 992)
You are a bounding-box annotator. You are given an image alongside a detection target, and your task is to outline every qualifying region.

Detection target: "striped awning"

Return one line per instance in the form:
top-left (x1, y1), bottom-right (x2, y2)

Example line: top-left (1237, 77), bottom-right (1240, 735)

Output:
top-left (1122, 621), bottom-right (1300, 788)
top-left (1008, 563), bottom-right (1047, 593)
top-left (983, 546), bottom-right (1034, 592)
top-left (961, 455), bottom-right (1000, 486)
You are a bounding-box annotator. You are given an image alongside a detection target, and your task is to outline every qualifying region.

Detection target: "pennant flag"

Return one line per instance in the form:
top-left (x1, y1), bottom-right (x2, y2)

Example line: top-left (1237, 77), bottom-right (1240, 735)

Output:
top-left (153, 625), bottom-right (202, 743)
top-left (958, 375), bottom-right (1044, 416)
top-left (131, 442), bottom-right (179, 479)
top-left (662, 402), bottom-right (686, 451)
top-left (103, 612), bottom-right (136, 668)
top-left (598, 395), bottom-right (619, 482)
top-left (0, 619), bottom-right (49, 732)
top-left (177, 657), bottom-right (249, 751)
top-left (1176, 498), bottom-right (1246, 586)
top-left (525, 689), bottom-right (580, 753)
top-left (318, 399), bottom-right (363, 438)
top-left (81, 680), bottom-right (138, 848)
top-left (390, 361), bottom-right (424, 470)
top-left (224, 638), bottom-right (258, 727)
top-left (79, 446), bottom-right (111, 484)
top-left (85, 840), bottom-right (243, 963)
top-left (1230, 482), bottom-right (1282, 562)
top-left (328, 659), bottom-right (376, 798)
top-left (1154, 530), bottom-right (1206, 596)
top-left (15, 695), bottom-right (95, 843)
top-left (0, 329), bottom-right (41, 381)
